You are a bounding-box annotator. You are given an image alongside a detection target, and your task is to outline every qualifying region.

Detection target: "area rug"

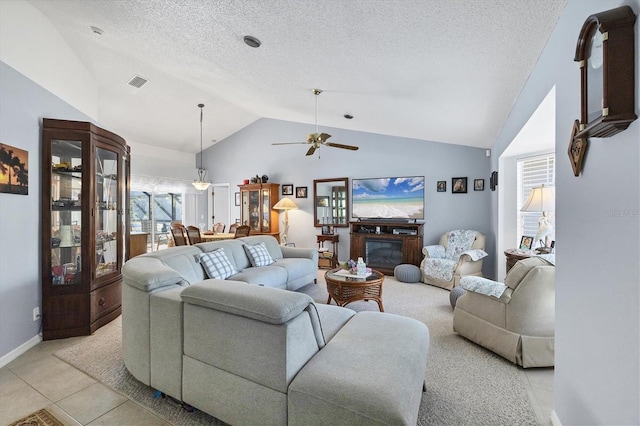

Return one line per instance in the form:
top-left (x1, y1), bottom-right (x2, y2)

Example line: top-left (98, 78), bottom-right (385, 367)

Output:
top-left (55, 275), bottom-right (539, 426)
top-left (9, 409), bottom-right (65, 426)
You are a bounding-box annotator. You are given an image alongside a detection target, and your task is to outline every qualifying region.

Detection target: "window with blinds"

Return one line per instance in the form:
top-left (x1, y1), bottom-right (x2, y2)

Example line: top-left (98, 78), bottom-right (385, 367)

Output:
top-left (517, 154), bottom-right (555, 245)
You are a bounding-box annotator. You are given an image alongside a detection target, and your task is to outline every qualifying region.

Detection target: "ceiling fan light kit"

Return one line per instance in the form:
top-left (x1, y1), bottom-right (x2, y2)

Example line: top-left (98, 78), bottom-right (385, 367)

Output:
top-left (272, 88), bottom-right (359, 156)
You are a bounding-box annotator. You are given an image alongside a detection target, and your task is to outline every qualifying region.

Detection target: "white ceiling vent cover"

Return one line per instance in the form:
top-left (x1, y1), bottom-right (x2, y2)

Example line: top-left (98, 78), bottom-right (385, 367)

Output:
top-left (127, 75), bottom-right (148, 88)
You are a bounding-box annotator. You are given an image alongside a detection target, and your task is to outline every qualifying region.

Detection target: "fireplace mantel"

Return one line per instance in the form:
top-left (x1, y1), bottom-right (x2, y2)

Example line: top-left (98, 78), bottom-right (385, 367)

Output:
top-left (350, 221), bottom-right (423, 275)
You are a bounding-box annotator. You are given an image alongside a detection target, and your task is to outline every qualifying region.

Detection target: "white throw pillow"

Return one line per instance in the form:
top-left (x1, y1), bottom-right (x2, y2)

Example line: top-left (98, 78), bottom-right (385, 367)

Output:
top-left (195, 248), bottom-right (237, 280)
top-left (243, 242), bottom-right (275, 267)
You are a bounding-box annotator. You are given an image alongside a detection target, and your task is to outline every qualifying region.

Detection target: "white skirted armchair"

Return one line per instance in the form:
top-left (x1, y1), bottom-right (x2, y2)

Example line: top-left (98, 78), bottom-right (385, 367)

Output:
top-left (453, 256), bottom-right (555, 367)
top-left (420, 230), bottom-right (487, 290)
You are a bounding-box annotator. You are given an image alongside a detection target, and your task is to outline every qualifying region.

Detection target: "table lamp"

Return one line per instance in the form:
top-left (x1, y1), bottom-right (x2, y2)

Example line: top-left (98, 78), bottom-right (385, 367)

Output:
top-left (520, 184), bottom-right (555, 251)
top-left (273, 197), bottom-right (298, 244)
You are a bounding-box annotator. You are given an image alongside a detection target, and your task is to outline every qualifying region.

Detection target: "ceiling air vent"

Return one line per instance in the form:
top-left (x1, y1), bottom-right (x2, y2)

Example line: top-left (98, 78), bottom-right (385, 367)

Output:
top-left (127, 75), bottom-right (148, 88)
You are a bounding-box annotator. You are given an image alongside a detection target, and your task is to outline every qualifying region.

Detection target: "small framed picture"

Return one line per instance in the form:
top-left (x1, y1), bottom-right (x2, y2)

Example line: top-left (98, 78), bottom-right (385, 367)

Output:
top-left (519, 235), bottom-right (534, 250)
top-left (234, 192), bottom-right (240, 206)
top-left (296, 186), bottom-right (307, 198)
top-left (284, 242), bottom-right (296, 247)
top-left (282, 184), bottom-right (293, 196)
top-left (321, 225), bottom-right (331, 235)
top-left (474, 179), bottom-right (485, 191)
top-left (437, 181), bottom-right (446, 192)
top-left (452, 177), bottom-right (467, 193)
top-left (316, 196), bottom-right (329, 207)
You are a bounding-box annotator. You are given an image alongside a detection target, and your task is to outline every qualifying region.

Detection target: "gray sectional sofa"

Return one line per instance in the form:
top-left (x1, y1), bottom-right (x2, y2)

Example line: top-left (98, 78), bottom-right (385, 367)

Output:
top-left (122, 235), bottom-right (431, 425)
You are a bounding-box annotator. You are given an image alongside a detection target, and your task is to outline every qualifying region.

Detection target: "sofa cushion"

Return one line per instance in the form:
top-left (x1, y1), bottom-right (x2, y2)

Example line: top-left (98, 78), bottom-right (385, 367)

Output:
top-left (195, 248), bottom-right (237, 280)
top-left (243, 242), bottom-right (275, 267)
top-left (288, 312), bottom-right (429, 426)
top-left (229, 266), bottom-right (288, 289)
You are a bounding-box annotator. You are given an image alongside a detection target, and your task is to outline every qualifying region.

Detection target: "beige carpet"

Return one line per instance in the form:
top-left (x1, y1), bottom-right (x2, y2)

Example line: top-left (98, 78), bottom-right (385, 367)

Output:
top-left (55, 275), bottom-right (539, 426)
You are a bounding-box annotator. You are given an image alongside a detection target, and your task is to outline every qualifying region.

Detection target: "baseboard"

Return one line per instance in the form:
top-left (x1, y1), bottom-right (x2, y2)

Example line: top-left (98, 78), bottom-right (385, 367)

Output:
top-left (550, 409), bottom-right (562, 426)
top-left (0, 333), bottom-right (42, 368)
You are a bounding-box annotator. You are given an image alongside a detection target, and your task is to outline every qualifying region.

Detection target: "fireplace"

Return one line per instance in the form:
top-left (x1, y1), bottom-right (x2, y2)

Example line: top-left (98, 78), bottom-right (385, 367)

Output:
top-left (350, 220), bottom-right (424, 275)
top-left (365, 239), bottom-right (403, 270)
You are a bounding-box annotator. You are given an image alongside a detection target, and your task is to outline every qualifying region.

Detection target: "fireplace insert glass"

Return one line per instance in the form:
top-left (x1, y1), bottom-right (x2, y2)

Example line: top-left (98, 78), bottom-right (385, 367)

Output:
top-left (365, 239), bottom-right (403, 270)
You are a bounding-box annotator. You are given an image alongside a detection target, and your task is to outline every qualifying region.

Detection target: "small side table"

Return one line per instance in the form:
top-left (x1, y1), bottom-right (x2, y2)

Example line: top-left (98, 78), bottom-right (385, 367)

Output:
top-left (317, 234), bottom-right (339, 269)
top-left (504, 249), bottom-right (533, 274)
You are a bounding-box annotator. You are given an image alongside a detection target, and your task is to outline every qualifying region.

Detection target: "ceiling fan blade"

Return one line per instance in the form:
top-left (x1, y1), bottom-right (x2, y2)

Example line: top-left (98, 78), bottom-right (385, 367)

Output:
top-left (318, 133), bottom-right (332, 142)
top-left (325, 142), bottom-right (359, 151)
top-left (305, 146), bottom-right (317, 156)
top-left (272, 142), bottom-right (310, 145)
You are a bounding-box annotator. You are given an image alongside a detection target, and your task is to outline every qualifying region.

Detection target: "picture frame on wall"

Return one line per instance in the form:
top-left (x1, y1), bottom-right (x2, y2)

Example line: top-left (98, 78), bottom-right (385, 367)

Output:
top-left (519, 235), bottom-right (534, 250)
top-left (296, 186), bottom-right (307, 198)
top-left (282, 184), bottom-right (293, 195)
top-left (437, 181), bottom-right (446, 192)
top-left (474, 179), bottom-right (484, 191)
top-left (316, 196), bottom-right (329, 207)
top-left (490, 171), bottom-right (498, 191)
top-left (452, 177), bottom-right (467, 193)
top-left (0, 142), bottom-right (29, 195)
top-left (234, 192), bottom-right (240, 206)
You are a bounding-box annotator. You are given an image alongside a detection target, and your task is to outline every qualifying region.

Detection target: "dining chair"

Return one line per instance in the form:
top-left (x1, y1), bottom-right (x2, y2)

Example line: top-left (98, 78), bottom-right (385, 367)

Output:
top-left (171, 224), bottom-right (189, 246)
top-left (213, 222), bottom-right (226, 233)
top-left (234, 225), bottom-right (251, 239)
top-left (186, 226), bottom-right (203, 245)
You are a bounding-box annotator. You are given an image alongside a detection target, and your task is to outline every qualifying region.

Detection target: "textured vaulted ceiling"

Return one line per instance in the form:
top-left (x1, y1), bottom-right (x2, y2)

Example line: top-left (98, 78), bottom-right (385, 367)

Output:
top-left (28, 0), bottom-right (567, 153)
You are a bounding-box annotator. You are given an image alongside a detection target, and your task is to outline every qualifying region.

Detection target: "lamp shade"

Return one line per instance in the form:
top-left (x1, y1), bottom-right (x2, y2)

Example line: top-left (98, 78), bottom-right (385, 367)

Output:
top-left (273, 197), bottom-right (298, 211)
top-left (520, 184), bottom-right (555, 212)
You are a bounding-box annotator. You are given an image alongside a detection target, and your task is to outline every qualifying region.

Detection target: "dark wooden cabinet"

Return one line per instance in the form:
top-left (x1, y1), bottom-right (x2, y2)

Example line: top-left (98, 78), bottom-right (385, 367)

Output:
top-left (42, 119), bottom-right (129, 340)
top-left (350, 221), bottom-right (423, 275)
top-left (239, 183), bottom-right (280, 241)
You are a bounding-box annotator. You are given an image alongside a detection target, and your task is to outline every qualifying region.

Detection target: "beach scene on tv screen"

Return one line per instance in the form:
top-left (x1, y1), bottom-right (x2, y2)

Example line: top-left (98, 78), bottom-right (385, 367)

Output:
top-left (352, 176), bottom-right (424, 219)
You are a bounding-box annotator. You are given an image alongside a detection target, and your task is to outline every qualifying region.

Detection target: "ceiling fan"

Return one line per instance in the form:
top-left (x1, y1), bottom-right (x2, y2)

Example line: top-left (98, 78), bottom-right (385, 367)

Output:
top-left (272, 89), bottom-right (359, 156)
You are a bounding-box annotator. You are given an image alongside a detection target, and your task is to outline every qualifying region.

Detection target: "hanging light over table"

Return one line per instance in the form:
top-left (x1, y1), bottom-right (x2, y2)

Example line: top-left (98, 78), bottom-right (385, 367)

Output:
top-left (192, 103), bottom-right (212, 191)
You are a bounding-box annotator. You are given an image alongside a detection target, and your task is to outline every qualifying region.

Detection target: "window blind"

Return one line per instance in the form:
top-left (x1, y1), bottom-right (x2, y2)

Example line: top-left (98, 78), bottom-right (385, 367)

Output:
top-left (517, 154), bottom-right (555, 244)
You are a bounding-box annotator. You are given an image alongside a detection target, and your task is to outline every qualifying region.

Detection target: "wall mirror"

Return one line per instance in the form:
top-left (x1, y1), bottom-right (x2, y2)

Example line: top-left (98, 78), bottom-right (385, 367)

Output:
top-left (313, 177), bottom-right (349, 228)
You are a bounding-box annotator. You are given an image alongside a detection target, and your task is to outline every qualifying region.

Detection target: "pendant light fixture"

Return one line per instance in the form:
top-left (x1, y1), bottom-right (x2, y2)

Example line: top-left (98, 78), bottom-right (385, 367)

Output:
top-left (192, 103), bottom-right (212, 191)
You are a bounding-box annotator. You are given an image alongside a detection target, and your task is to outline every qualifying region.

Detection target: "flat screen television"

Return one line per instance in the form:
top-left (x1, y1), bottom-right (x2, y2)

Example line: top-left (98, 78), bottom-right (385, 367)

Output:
top-left (352, 176), bottom-right (425, 220)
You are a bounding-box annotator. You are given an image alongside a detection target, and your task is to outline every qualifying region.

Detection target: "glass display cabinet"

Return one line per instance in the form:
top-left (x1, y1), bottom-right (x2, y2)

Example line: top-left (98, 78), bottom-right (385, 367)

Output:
top-left (42, 119), bottom-right (129, 340)
top-left (239, 183), bottom-right (280, 241)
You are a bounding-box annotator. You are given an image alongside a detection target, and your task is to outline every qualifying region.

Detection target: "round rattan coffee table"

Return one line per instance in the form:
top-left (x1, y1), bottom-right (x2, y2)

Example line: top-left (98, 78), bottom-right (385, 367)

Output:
top-left (324, 268), bottom-right (385, 312)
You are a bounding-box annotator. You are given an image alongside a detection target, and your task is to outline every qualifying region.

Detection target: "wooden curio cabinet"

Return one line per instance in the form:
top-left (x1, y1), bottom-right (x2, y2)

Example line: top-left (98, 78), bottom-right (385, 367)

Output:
top-left (42, 119), bottom-right (130, 340)
top-left (239, 183), bottom-right (280, 241)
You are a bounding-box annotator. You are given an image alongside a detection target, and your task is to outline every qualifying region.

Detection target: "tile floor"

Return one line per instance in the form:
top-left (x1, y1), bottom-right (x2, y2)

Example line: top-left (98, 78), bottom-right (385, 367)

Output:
top-left (1, 316), bottom-right (169, 425)
top-left (1, 315), bottom-right (555, 426)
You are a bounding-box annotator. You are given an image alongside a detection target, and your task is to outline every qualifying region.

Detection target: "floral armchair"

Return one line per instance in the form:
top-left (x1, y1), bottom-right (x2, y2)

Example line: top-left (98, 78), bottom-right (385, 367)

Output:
top-left (420, 230), bottom-right (487, 290)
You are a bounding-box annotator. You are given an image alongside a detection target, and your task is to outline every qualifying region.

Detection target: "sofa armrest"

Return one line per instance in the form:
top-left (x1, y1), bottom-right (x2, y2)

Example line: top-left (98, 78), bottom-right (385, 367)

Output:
top-left (422, 244), bottom-right (445, 259)
top-left (460, 249), bottom-right (487, 262)
top-left (460, 276), bottom-right (507, 298)
top-left (281, 246), bottom-right (318, 262)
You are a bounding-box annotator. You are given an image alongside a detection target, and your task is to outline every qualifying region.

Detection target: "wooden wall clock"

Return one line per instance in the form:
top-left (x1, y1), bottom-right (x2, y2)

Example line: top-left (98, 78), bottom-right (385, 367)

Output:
top-left (573, 6), bottom-right (636, 140)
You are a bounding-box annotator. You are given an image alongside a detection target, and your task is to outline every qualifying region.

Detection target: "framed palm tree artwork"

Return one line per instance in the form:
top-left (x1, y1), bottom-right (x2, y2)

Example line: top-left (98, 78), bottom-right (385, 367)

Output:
top-left (0, 143), bottom-right (28, 195)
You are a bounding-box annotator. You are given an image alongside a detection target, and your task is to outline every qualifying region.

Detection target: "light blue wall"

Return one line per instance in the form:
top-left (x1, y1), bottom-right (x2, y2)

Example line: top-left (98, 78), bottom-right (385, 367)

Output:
top-left (0, 61), bottom-right (92, 359)
top-left (490, 1), bottom-right (639, 424)
top-left (203, 118), bottom-right (492, 269)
